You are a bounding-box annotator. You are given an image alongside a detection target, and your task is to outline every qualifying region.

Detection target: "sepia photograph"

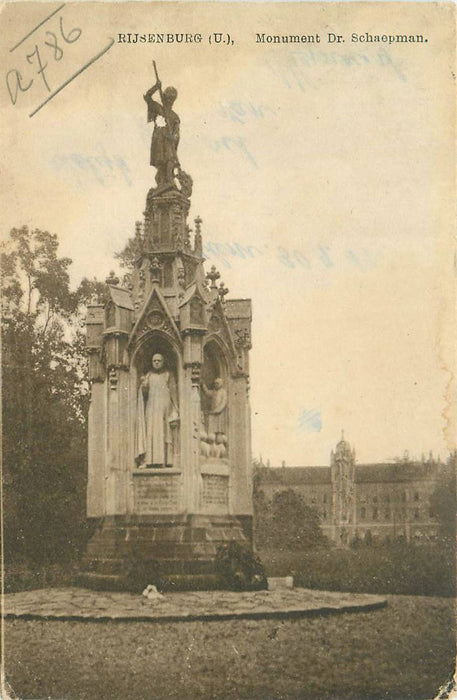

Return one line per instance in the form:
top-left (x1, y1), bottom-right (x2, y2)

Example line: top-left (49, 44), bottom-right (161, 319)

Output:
top-left (1, 2), bottom-right (456, 699)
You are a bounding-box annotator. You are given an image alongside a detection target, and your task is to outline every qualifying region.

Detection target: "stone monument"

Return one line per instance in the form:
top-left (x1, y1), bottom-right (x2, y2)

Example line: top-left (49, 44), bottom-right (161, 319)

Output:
top-left (80, 68), bottom-right (253, 590)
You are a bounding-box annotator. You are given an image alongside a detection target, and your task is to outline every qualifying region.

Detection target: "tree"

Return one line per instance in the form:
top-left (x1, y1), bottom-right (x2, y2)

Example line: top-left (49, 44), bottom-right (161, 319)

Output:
top-left (269, 489), bottom-right (327, 549)
top-left (254, 485), bottom-right (327, 551)
top-left (1, 227), bottom-right (97, 564)
top-left (252, 466), bottom-right (270, 548)
top-left (430, 453), bottom-right (456, 545)
top-left (114, 234), bottom-right (141, 271)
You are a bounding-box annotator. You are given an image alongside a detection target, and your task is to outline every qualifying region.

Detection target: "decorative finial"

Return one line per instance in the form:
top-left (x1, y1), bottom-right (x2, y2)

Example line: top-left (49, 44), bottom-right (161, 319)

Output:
top-left (206, 265), bottom-right (220, 290)
top-left (194, 215), bottom-right (202, 234)
top-left (341, 429), bottom-right (345, 441)
top-left (105, 271), bottom-right (120, 286)
top-left (218, 281), bottom-right (229, 302)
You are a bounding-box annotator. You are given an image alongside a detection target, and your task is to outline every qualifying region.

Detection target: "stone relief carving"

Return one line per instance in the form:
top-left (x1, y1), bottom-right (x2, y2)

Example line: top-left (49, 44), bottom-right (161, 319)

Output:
top-left (200, 377), bottom-right (228, 458)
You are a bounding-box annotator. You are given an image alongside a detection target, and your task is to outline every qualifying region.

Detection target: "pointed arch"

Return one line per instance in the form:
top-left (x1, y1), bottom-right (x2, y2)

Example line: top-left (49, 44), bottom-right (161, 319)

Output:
top-left (128, 286), bottom-right (182, 354)
top-left (204, 332), bottom-right (237, 376)
top-left (131, 329), bottom-right (182, 376)
top-left (202, 336), bottom-right (230, 386)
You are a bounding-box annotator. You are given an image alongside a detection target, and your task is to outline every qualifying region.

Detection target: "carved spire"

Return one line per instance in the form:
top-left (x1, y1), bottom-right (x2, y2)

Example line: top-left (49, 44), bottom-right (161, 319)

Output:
top-left (133, 220), bottom-right (144, 259)
top-left (194, 215), bottom-right (203, 255)
top-left (135, 220), bottom-right (142, 238)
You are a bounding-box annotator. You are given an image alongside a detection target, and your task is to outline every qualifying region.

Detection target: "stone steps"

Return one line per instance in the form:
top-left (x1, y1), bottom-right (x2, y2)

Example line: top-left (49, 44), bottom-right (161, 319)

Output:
top-left (74, 572), bottom-right (126, 592)
top-left (74, 571), bottom-right (223, 592)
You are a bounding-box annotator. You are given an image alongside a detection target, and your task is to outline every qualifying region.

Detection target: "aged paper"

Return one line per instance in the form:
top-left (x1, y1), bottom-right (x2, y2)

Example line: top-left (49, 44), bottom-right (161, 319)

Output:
top-left (2, 1), bottom-right (455, 465)
top-left (1, 2), bottom-right (456, 699)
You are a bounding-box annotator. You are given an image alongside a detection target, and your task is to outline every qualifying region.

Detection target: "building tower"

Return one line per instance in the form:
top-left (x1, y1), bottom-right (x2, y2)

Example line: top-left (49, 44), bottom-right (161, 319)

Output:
top-left (81, 69), bottom-right (253, 590)
top-left (331, 432), bottom-right (357, 545)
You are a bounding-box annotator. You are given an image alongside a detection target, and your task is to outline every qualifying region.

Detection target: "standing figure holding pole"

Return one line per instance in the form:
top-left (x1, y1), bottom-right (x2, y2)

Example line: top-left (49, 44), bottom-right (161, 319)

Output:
top-left (144, 62), bottom-right (180, 187)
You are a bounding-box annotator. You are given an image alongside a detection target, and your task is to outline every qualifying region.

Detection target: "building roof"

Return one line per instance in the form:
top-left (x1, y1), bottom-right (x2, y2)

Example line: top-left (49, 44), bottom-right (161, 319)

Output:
top-left (256, 460), bottom-right (441, 487)
top-left (355, 462), bottom-right (439, 483)
top-left (256, 466), bottom-right (332, 485)
top-left (108, 285), bottom-right (134, 311)
top-left (224, 299), bottom-right (252, 319)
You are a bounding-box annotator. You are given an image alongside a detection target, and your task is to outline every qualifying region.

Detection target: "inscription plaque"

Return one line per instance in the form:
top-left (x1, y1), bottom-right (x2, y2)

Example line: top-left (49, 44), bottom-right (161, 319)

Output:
top-left (201, 474), bottom-right (229, 510)
top-left (134, 474), bottom-right (181, 513)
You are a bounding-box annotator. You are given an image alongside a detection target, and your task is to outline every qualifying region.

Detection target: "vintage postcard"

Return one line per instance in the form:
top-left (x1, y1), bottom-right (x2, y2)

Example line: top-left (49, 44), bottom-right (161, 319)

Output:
top-left (1, 2), bottom-right (455, 699)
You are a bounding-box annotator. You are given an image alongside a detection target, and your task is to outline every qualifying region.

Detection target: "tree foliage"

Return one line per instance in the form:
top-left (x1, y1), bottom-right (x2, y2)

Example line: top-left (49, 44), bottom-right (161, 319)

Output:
top-left (253, 472), bottom-right (327, 551)
top-left (114, 235), bottom-right (140, 271)
top-left (269, 489), bottom-right (327, 549)
top-left (1, 226), bottom-right (103, 564)
top-left (429, 452), bottom-right (456, 545)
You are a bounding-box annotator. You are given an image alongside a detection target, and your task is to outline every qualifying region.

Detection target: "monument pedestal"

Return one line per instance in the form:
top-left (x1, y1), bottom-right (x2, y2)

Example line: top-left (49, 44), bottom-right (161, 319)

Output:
top-left (78, 512), bottom-right (251, 591)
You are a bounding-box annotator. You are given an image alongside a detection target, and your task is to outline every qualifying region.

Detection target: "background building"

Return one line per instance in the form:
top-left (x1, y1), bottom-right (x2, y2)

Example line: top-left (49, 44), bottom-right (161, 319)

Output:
top-left (255, 435), bottom-right (444, 545)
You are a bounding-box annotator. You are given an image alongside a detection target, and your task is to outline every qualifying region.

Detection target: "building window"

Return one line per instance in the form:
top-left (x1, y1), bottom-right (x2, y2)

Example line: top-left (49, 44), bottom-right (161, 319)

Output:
top-left (402, 492), bottom-right (407, 503)
top-left (414, 492), bottom-right (420, 502)
top-left (414, 508), bottom-right (420, 520)
top-left (361, 507), bottom-right (366, 520)
top-left (372, 508), bottom-right (378, 520)
top-left (323, 494), bottom-right (327, 504)
top-left (384, 494), bottom-right (390, 503)
top-left (323, 510), bottom-right (327, 519)
top-left (384, 509), bottom-right (390, 519)
top-left (373, 495), bottom-right (378, 503)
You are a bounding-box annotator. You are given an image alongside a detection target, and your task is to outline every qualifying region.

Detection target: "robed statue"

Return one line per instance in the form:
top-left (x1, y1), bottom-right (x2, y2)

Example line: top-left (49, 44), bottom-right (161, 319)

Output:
top-left (202, 377), bottom-right (227, 437)
top-left (135, 353), bottom-right (179, 468)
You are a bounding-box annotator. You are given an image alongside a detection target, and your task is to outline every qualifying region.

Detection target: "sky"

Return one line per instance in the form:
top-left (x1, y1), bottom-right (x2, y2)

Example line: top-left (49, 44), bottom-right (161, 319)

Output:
top-left (1, 1), bottom-right (455, 465)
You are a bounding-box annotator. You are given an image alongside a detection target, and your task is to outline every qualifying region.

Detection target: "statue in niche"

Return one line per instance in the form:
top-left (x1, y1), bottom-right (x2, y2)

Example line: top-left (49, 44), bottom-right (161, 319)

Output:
top-left (199, 420), bottom-right (210, 459)
top-left (135, 353), bottom-right (179, 468)
top-left (144, 80), bottom-right (180, 187)
top-left (201, 378), bottom-right (228, 456)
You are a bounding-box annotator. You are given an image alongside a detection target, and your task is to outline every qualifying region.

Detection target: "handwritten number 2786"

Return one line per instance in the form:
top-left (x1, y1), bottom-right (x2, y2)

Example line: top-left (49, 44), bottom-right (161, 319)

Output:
top-left (7, 16), bottom-right (82, 104)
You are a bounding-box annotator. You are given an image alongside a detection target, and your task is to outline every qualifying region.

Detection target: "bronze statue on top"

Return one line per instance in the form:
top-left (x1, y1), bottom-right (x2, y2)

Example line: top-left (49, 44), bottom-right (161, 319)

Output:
top-left (144, 81), bottom-right (180, 186)
top-left (144, 62), bottom-right (192, 197)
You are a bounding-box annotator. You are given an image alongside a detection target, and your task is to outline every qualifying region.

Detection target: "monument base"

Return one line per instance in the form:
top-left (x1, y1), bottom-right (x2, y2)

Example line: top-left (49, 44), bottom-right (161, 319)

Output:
top-left (76, 513), bottom-right (252, 591)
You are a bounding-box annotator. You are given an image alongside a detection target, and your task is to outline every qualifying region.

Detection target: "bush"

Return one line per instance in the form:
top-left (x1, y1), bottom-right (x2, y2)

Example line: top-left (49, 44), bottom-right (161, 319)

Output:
top-left (215, 542), bottom-right (267, 591)
top-left (4, 562), bottom-right (78, 593)
top-left (122, 549), bottom-right (162, 593)
top-left (259, 541), bottom-right (455, 597)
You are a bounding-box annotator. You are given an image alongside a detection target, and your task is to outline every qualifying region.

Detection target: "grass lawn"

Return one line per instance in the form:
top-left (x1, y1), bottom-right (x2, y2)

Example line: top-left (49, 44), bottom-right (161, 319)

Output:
top-left (3, 594), bottom-right (455, 700)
